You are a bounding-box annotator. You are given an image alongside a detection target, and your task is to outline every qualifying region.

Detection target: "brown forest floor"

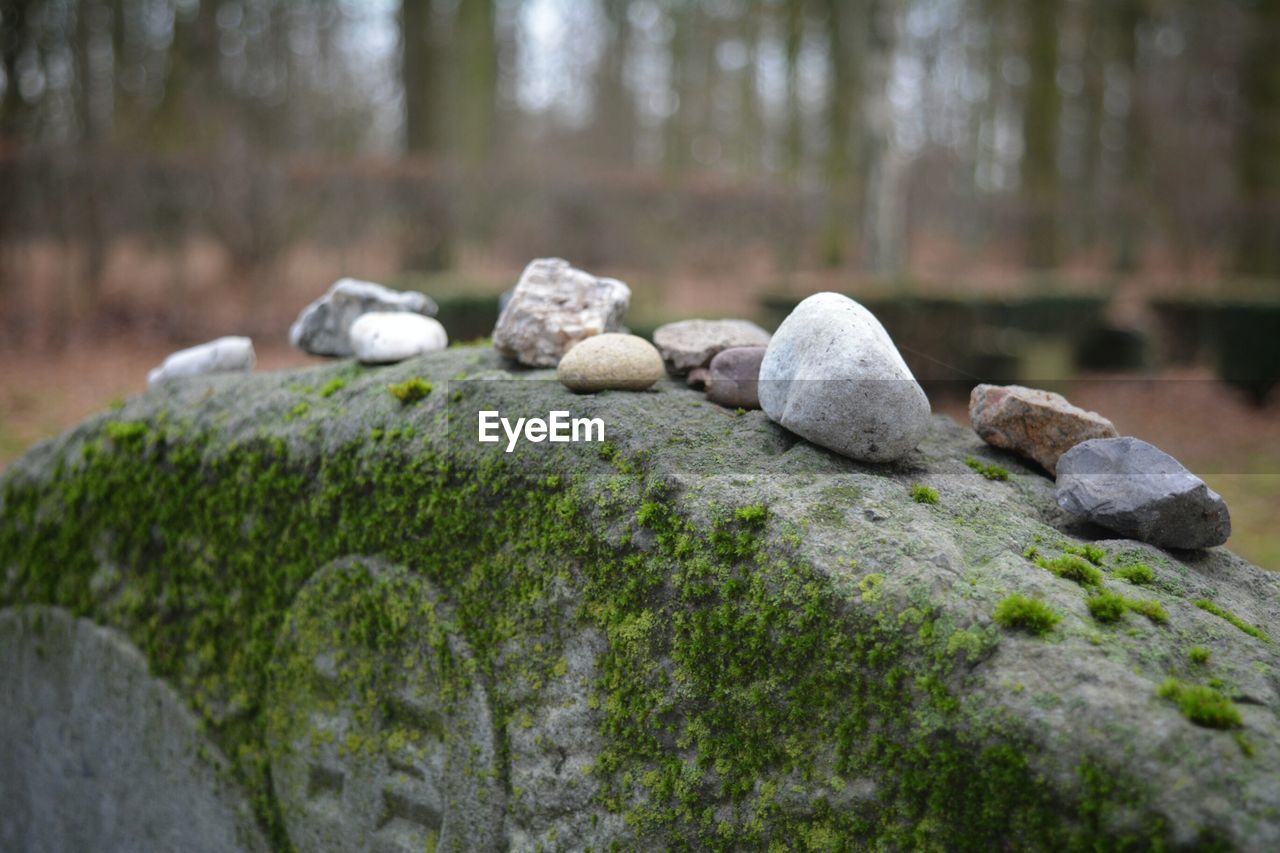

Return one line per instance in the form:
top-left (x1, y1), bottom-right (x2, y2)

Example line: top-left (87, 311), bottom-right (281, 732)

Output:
top-left (3, 339), bottom-right (1278, 569)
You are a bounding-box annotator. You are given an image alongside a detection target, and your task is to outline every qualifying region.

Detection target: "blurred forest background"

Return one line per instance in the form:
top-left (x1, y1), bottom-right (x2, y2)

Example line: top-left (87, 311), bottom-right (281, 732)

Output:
top-left (0, 0), bottom-right (1277, 564)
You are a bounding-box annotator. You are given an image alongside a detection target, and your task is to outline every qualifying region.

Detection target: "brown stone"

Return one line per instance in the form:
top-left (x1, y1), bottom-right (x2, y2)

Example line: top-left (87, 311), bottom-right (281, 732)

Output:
top-left (969, 383), bottom-right (1118, 475)
top-left (706, 346), bottom-right (766, 410)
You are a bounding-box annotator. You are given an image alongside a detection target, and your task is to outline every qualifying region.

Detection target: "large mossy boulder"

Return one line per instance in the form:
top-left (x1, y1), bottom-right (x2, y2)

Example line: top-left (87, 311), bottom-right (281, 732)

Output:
top-left (2, 347), bottom-right (1278, 850)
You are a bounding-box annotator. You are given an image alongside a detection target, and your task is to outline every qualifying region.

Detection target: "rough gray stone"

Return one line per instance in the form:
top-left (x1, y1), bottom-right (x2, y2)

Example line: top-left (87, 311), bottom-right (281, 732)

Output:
top-left (758, 292), bottom-right (931, 462)
top-left (652, 319), bottom-right (772, 374)
top-left (148, 336), bottom-right (255, 387)
top-left (4, 348), bottom-right (1279, 850)
top-left (289, 278), bottom-right (438, 357)
top-left (0, 606), bottom-right (266, 853)
top-left (492, 258), bottom-right (631, 367)
top-left (268, 559), bottom-right (504, 852)
top-left (970, 383), bottom-right (1118, 475)
top-left (349, 312), bottom-right (448, 364)
top-left (556, 333), bottom-right (664, 392)
top-left (705, 345), bottom-right (766, 409)
top-left (1056, 436), bottom-right (1232, 549)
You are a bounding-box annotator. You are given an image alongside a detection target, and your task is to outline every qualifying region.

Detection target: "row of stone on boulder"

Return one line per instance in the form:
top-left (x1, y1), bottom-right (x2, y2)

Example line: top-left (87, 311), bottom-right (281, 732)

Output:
top-left (494, 261), bottom-right (1233, 552)
top-left (144, 256), bottom-right (1231, 553)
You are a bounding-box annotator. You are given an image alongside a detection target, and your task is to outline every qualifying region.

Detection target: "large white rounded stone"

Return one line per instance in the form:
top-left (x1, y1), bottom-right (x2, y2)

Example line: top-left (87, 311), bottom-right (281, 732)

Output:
top-left (758, 292), bottom-right (930, 462)
top-left (349, 312), bottom-right (448, 364)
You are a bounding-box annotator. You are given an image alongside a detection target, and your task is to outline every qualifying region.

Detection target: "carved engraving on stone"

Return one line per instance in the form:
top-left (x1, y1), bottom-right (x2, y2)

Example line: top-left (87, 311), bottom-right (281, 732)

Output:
top-left (266, 558), bottom-right (504, 852)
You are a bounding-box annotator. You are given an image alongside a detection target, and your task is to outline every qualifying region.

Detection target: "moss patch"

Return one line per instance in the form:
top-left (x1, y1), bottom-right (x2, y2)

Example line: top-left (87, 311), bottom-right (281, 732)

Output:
top-left (318, 377), bottom-right (348, 398)
top-left (910, 484), bottom-right (940, 505)
top-left (1126, 598), bottom-right (1168, 626)
top-left (1087, 592), bottom-right (1127, 624)
top-left (1195, 600), bottom-right (1270, 643)
top-left (994, 595), bottom-right (1061, 636)
top-left (1112, 564), bottom-right (1155, 585)
top-left (1064, 544), bottom-right (1106, 566)
top-left (387, 377), bottom-right (433, 404)
top-left (965, 457), bottom-right (1010, 481)
top-left (1157, 679), bottom-right (1242, 730)
top-left (1035, 554), bottom-right (1103, 588)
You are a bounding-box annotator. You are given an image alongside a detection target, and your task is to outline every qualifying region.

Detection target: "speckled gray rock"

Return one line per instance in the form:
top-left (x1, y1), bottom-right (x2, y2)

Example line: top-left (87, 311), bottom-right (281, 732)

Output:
top-left (652, 319), bottom-right (772, 374)
top-left (289, 278), bottom-right (438, 357)
top-left (349, 312), bottom-right (448, 364)
top-left (492, 258), bottom-right (631, 367)
top-left (0, 607), bottom-right (266, 853)
top-left (706, 345), bottom-right (766, 409)
top-left (758, 292), bottom-right (931, 462)
top-left (970, 384), bottom-right (1118, 475)
top-left (148, 336), bottom-right (255, 387)
top-left (1056, 437), bottom-right (1232, 549)
top-left (556, 333), bottom-right (664, 392)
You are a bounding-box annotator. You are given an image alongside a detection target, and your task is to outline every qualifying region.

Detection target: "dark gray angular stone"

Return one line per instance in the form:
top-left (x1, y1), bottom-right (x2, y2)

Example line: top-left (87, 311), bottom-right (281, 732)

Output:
top-left (1055, 437), bottom-right (1231, 549)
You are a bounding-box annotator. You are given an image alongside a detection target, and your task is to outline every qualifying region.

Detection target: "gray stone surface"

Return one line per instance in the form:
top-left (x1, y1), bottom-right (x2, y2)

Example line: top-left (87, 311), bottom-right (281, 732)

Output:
top-left (758, 292), bottom-right (931, 462)
top-left (652, 319), bottom-right (772, 374)
top-left (491, 258), bottom-right (630, 367)
top-left (148, 336), bottom-right (255, 387)
top-left (289, 278), bottom-right (438, 358)
top-left (556, 333), bottom-right (664, 392)
top-left (4, 347), bottom-right (1280, 849)
top-left (0, 606), bottom-right (266, 853)
top-left (705, 345), bottom-right (766, 409)
top-left (349, 312), bottom-right (448, 364)
top-left (970, 383), bottom-right (1118, 475)
top-left (268, 559), bottom-right (504, 852)
top-left (1056, 437), bottom-right (1232, 549)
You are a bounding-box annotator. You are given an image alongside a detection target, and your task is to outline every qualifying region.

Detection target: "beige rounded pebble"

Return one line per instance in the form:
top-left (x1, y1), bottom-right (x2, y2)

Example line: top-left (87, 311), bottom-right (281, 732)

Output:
top-left (556, 333), bottom-right (664, 393)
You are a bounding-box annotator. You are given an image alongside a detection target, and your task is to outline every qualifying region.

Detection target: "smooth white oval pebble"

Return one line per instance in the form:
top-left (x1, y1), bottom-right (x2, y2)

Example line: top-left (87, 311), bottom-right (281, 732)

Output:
top-left (349, 312), bottom-right (448, 364)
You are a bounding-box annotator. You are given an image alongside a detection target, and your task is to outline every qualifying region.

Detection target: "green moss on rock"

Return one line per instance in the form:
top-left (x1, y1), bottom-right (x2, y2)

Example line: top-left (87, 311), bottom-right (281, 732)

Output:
top-left (994, 595), bottom-right (1061, 636)
top-left (2, 350), bottom-right (1277, 850)
top-left (1035, 554), bottom-right (1103, 588)
top-left (1157, 679), bottom-right (1242, 730)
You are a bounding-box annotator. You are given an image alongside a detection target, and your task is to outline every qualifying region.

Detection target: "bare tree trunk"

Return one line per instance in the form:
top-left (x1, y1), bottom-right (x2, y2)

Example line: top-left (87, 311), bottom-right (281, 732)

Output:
top-left (865, 0), bottom-right (904, 276)
top-left (663, 3), bottom-right (693, 174)
top-left (0, 0), bottom-right (29, 141)
top-left (595, 0), bottom-right (636, 165)
top-left (1110, 0), bottom-right (1145, 273)
top-left (1235, 0), bottom-right (1280, 278)
top-left (401, 0), bottom-right (446, 155)
top-left (458, 0), bottom-right (497, 165)
top-left (821, 0), bottom-right (860, 268)
top-left (783, 0), bottom-right (805, 183)
top-left (1022, 0), bottom-right (1061, 270)
top-left (737, 1), bottom-right (763, 175)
